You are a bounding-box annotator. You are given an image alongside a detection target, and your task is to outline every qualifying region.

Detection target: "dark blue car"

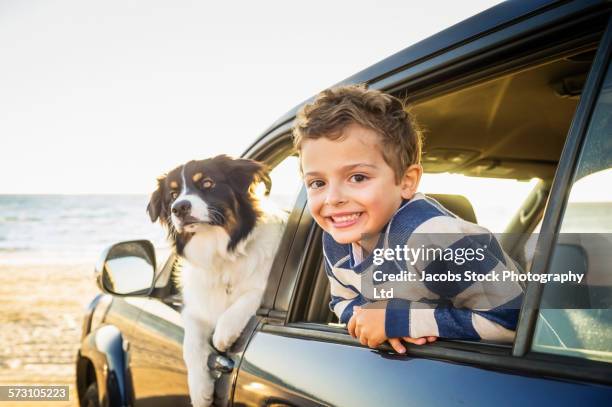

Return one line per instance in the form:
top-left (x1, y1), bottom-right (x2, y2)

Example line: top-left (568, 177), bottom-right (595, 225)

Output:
top-left (77, 1), bottom-right (612, 405)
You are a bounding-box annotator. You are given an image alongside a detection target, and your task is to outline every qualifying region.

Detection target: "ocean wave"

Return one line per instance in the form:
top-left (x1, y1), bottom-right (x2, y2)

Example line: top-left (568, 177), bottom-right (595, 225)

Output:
top-left (0, 195), bottom-right (168, 264)
top-left (0, 247), bottom-right (30, 252)
top-left (0, 216), bottom-right (43, 222)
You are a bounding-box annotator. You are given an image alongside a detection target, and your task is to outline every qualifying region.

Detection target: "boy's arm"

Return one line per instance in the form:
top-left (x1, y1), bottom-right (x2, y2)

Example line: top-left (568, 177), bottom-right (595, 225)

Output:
top-left (323, 258), bottom-right (439, 349)
top-left (385, 297), bottom-right (520, 341)
top-left (324, 260), bottom-right (370, 324)
top-left (389, 231), bottom-right (524, 342)
top-left (330, 293), bottom-right (368, 324)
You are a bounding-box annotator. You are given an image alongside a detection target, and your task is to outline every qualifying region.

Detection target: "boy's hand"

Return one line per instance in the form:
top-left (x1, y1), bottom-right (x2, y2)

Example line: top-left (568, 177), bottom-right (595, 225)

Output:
top-left (348, 306), bottom-right (387, 348)
top-left (347, 305), bottom-right (437, 353)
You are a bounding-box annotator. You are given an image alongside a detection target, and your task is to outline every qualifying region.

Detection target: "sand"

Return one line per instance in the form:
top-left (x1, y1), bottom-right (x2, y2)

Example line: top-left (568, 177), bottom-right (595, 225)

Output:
top-left (0, 263), bottom-right (100, 407)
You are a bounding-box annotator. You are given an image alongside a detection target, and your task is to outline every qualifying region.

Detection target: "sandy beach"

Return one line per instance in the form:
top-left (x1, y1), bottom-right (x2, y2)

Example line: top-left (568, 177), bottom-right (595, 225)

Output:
top-left (0, 263), bottom-right (100, 407)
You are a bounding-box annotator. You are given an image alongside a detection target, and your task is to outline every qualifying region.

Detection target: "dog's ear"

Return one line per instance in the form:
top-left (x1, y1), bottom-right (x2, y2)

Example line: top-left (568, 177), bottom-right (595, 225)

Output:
top-left (221, 156), bottom-right (271, 195)
top-left (147, 175), bottom-right (166, 222)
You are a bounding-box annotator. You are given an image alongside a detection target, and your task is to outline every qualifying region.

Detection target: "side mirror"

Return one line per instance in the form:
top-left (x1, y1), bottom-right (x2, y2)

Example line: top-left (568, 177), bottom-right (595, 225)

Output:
top-left (95, 240), bottom-right (156, 296)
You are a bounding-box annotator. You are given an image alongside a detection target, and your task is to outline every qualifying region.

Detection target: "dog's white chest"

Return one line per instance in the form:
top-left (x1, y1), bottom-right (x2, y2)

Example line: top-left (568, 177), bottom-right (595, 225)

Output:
top-left (221, 272), bottom-right (233, 295)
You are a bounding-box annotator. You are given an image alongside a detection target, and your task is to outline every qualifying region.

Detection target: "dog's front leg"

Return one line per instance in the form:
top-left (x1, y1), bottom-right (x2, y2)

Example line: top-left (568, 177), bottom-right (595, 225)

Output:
top-left (183, 315), bottom-right (215, 407)
top-left (212, 289), bottom-right (263, 352)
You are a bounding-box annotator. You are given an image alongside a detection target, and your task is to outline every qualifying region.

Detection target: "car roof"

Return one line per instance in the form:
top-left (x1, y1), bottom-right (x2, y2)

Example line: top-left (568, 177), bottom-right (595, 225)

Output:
top-left (249, 0), bottom-right (595, 147)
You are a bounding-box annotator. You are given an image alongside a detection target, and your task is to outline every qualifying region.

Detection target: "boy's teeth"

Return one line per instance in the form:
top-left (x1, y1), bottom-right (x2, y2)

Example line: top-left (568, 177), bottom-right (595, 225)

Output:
top-left (332, 213), bottom-right (360, 222)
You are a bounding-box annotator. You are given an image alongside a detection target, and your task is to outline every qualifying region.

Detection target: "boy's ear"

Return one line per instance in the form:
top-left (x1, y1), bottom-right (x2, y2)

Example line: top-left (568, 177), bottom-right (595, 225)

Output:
top-left (400, 164), bottom-right (423, 200)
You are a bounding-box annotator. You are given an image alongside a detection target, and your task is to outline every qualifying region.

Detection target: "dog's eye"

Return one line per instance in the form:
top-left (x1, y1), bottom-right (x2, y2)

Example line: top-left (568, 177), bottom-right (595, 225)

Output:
top-left (170, 191), bottom-right (178, 200)
top-left (202, 179), bottom-right (214, 189)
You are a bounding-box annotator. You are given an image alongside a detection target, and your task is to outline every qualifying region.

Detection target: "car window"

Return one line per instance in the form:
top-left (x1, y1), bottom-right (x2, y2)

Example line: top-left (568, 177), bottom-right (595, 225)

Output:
top-left (291, 49), bottom-right (599, 332)
top-left (259, 154), bottom-right (301, 212)
top-left (532, 59), bottom-right (612, 363)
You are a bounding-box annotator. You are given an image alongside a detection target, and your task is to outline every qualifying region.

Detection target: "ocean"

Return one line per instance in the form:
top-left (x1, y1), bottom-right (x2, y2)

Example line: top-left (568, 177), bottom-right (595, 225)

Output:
top-left (0, 194), bottom-right (170, 266)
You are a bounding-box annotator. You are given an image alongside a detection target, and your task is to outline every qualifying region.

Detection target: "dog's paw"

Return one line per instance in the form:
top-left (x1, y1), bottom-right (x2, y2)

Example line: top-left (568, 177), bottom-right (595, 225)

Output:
top-left (212, 327), bottom-right (234, 353)
top-left (212, 318), bottom-right (241, 352)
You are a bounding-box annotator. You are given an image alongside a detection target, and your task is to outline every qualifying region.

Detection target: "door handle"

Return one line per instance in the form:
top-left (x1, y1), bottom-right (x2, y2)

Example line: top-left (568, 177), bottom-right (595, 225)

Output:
top-left (207, 353), bottom-right (235, 378)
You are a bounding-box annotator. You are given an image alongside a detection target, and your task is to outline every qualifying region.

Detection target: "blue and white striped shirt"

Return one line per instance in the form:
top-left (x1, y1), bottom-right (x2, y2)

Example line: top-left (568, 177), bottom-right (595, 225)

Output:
top-left (323, 193), bottom-right (524, 342)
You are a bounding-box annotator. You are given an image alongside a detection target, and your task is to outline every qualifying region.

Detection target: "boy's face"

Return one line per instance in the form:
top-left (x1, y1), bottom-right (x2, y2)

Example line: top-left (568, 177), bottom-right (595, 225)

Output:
top-left (301, 123), bottom-right (417, 248)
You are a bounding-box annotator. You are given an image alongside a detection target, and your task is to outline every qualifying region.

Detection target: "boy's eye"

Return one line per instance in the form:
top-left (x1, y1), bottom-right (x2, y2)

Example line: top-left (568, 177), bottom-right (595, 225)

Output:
top-left (307, 180), bottom-right (325, 190)
top-left (350, 174), bottom-right (368, 183)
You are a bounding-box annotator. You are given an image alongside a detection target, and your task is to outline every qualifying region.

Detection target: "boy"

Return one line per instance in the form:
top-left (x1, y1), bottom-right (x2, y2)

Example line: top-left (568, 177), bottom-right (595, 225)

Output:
top-left (293, 85), bottom-right (523, 354)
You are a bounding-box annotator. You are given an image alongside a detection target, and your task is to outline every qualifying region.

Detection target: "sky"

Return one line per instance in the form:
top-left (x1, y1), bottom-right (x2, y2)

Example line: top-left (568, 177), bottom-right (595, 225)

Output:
top-left (0, 0), bottom-right (502, 194)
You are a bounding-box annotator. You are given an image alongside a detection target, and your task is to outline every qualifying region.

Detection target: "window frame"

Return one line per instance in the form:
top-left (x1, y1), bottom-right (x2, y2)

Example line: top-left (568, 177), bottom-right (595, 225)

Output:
top-left (516, 14), bottom-right (612, 361)
top-left (241, 124), bottom-right (307, 315)
top-left (256, 7), bottom-right (612, 385)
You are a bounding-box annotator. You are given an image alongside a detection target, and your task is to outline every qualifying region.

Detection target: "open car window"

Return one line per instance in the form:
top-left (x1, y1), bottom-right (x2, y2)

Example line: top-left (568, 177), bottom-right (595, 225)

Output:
top-left (259, 155), bottom-right (301, 213)
top-left (289, 47), bottom-right (600, 348)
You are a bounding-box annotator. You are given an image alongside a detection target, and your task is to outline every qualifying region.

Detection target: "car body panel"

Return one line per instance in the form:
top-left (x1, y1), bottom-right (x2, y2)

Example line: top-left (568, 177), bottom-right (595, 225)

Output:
top-left (128, 297), bottom-right (190, 407)
top-left (233, 330), bottom-right (612, 407)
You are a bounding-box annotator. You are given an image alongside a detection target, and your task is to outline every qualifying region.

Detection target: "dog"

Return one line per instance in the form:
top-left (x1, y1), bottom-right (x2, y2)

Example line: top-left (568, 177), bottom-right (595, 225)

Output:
top-left (147, 155), bottom-right (286, 407)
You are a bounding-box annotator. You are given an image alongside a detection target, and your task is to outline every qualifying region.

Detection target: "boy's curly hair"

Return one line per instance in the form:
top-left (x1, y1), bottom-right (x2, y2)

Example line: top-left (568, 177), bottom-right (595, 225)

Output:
top-left (292, 84), bottom-right (422, 184)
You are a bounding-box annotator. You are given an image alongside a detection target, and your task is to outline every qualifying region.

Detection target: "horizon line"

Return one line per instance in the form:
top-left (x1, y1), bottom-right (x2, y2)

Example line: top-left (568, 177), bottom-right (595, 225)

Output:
top-left (0, 192), bottom-right (150, 196)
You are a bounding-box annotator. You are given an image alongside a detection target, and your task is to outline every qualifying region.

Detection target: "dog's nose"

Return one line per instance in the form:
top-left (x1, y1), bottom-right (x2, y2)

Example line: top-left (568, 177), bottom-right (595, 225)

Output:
top-left (172, 200), bottom-right (191, 218)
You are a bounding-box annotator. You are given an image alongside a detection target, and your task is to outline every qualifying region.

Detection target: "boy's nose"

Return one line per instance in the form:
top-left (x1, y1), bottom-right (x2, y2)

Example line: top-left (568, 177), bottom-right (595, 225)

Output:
top-left (324, 184), bottom-right (347, 206)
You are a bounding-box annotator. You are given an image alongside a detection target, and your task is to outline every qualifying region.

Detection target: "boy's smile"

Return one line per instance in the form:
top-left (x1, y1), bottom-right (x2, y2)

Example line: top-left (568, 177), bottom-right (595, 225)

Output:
top-left (301, 123), bottom-right (417, 251)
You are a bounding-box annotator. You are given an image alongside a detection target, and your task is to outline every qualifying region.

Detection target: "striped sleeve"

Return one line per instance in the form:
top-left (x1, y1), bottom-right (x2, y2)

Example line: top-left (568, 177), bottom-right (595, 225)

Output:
top-left (386, 299), bottom-right (519, 341)
top-left (323, 258), bottom-right (369, 324)
top-left (385, 226), bottom-right (523, 342)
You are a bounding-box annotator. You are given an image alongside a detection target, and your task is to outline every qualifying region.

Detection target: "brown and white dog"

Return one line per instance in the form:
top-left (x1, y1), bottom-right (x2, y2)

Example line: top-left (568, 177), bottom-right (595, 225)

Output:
top-left (147, 155), bottom-right (286, 407)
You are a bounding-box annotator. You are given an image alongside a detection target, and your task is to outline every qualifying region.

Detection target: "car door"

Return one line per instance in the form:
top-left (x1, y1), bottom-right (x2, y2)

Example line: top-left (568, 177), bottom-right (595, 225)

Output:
top-left (129, 297), bottom-right (190, 407)
top-left (232, 8), bottom-right (612, 407)
top-left (125, 254), bottom-right (191, 407)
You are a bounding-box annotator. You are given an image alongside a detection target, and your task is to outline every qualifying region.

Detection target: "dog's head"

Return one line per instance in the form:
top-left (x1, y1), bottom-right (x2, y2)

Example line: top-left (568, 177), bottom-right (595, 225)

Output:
top-left (147, 155), bottom-right (271, 254)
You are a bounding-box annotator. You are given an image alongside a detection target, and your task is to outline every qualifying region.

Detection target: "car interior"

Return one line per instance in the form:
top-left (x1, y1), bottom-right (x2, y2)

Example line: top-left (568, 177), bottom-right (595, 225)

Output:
top-left (294, 47), bottom-right (599, 331)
